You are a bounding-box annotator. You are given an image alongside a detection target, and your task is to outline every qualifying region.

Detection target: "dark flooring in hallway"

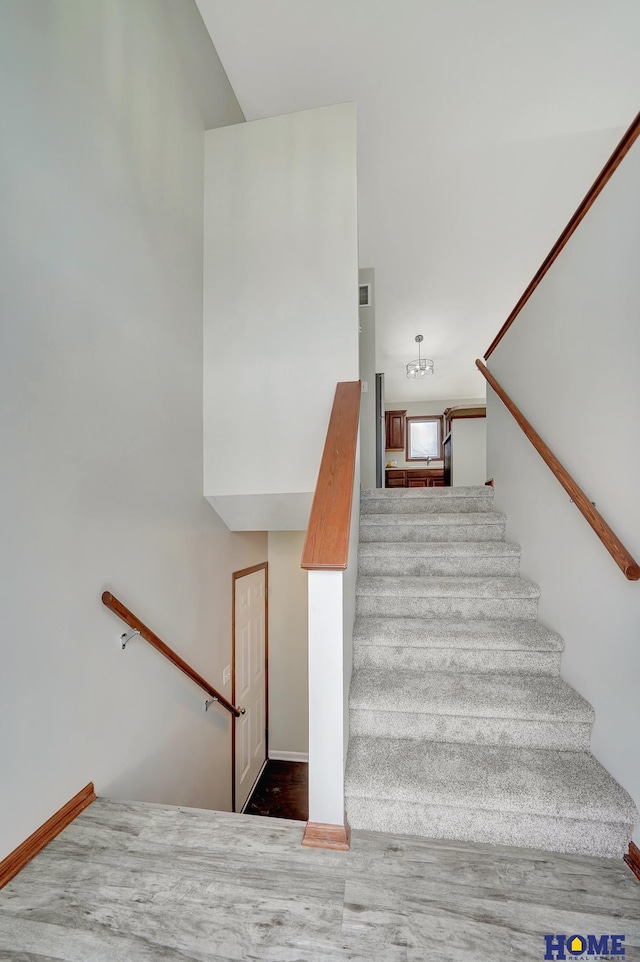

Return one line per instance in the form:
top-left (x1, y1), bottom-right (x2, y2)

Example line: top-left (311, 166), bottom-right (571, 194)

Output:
top-left (244, 760), bottom-right (308, 821)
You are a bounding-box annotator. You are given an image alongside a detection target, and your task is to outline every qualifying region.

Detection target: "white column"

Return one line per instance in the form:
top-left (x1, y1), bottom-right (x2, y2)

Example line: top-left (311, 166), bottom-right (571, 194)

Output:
top-left (307, 569), bottom-right (346, 825)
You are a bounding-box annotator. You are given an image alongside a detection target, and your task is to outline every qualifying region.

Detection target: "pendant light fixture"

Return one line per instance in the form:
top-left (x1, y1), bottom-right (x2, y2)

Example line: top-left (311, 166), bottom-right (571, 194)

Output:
top-left (406, 335), bottom-right (434, 379)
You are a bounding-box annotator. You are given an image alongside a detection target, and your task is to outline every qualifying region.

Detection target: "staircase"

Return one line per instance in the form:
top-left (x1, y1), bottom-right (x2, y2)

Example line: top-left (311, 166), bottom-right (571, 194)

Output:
top-left (345, 486), bottom-right (638, 858)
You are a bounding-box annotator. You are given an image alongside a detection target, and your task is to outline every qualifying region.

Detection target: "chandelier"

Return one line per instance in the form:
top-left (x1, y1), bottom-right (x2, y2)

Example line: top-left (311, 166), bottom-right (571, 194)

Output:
top-left (406, 335), bottom-right (434, 379)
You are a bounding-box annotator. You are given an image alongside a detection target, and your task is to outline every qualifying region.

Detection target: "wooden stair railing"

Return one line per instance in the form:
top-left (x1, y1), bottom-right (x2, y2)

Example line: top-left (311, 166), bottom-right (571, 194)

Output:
top-left (485, 109), bottom-right (640, 359)
top-left (301, 381), bottom-right (361, 571)
top-left (102, 591), bottom-right (244, 716)
top-left (475, 359), bottom-right (640, 581)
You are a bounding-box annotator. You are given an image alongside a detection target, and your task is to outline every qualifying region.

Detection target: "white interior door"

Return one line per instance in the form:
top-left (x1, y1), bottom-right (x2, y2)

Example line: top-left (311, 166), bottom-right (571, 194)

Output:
top-left (234, 566), bottom-right (267, 812)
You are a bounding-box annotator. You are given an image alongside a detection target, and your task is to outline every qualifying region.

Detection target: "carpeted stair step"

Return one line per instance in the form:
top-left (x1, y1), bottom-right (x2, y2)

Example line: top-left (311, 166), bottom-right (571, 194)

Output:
top-left (361, 486), bottom-right (494, 514)
top-left (356, 575), bottom-right (540, 620)
top-left (349, 487), bottom-right (638, 856)
top-left (358, 540), bottom-right (522, 577)
top-left (353, 617), bottom-right (563, 674)
top-left (349, 668), bottom-right (593, 749)
top-left (345, 736), bottom-right (638, 858)
top-left (360, 511), bottom-right (506, 543)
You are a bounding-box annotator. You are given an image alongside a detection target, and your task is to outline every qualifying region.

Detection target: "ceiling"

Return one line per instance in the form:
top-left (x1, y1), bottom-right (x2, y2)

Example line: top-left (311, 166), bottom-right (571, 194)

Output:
top-left (195, 0), bottom-right (640, 401)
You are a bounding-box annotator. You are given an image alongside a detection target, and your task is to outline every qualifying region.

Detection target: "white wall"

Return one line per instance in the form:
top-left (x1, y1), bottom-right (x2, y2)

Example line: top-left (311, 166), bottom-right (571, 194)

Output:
top-left (359, 268), bottom-right (377, 489)
top-left (0, 0), bottom-right (267, 862)
top-left (307, 570), bottom-right (345, 825)
top-left (387, 398), bottom-right (486, 418)
top-left (204, 103), bottom-right (360, 530)
top-left (487, 136), bottom-right (640, 840)
top-left (267, 532), bottom-right (308, 756)
top-left (451, 418), bottom-right (487, 487)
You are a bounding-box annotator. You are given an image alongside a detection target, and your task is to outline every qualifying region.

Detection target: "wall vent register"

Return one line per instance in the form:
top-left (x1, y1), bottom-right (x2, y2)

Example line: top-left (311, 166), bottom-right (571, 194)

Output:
top-left (359, 283), bottom-right (371, 307)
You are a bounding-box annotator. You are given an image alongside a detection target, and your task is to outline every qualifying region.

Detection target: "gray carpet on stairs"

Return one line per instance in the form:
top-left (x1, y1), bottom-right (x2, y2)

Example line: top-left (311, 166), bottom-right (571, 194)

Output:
top-left (345, 486), bottom-right (638, 858)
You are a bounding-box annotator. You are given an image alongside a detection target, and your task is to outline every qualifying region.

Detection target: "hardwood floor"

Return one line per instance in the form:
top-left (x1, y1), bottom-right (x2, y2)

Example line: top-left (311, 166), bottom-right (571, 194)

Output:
top-left (0, 799), bottom-right (638, 961)
top-left (244, 760), bottom-right (308, 821)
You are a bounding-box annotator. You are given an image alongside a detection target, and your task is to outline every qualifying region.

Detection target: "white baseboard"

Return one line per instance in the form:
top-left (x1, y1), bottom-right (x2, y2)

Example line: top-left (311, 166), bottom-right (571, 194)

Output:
top-left (268, 750), bottom-right (309, 763)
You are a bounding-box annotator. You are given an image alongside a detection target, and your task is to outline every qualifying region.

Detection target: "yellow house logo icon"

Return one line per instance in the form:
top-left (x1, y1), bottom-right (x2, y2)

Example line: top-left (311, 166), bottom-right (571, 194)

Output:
top-left (570, 936), bottom-right (585, 954)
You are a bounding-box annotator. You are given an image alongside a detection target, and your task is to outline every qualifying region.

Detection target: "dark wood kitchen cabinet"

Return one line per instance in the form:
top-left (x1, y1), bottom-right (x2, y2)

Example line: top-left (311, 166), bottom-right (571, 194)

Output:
top-left (385, 410), bottom-right (406, 451)
top-left (385, 468), bottom-right (444, 488)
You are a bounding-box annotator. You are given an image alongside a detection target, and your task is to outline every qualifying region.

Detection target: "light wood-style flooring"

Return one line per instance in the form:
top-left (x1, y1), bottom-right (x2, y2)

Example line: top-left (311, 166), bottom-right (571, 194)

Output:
top-left (0, 799), bottom-right (638, 961)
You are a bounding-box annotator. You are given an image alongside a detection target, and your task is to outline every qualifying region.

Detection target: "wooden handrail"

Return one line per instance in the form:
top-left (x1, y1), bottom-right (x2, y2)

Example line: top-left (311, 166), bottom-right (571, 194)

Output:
top-left (475, 359), bottom-right (640, 581)
top-left (101, 591), bottom-right (244, 716)
top-left (301, 381), bottom-right (361, 570)
top-left (485, 109), bottom-right (640, 359)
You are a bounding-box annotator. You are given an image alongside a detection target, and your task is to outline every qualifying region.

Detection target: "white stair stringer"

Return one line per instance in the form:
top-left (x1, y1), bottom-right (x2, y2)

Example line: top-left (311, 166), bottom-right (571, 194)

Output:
top-left (345, 486), bottom-right (638, 858)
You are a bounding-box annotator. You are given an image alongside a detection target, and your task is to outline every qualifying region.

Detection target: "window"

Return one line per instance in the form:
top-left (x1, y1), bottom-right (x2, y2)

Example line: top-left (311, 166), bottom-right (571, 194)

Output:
top-left (406, 416), bottom-right (442, 461)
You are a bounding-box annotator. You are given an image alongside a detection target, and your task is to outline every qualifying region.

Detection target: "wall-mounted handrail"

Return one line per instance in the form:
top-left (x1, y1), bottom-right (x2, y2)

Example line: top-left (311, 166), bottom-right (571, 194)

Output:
top-left (101, 591), bottom-right (244, 716)
top-left (475, 359), bottom-right (640, 581)
top-left (301, 381), bottom-right (361, 571)
top-left (484, 109), bottom-right (640, 360)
